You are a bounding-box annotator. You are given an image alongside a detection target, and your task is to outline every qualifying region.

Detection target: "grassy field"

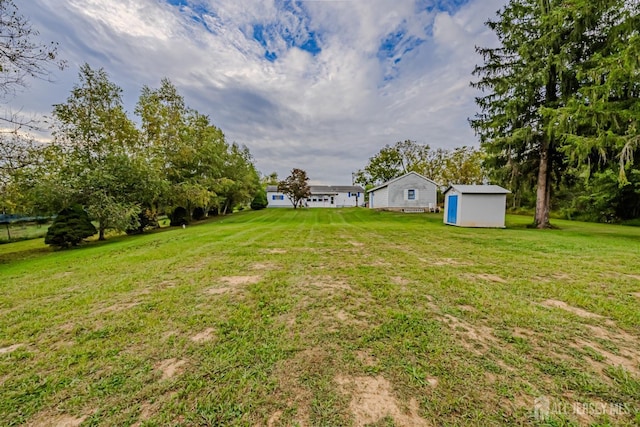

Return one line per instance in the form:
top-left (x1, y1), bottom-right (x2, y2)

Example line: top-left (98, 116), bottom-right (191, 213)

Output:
top-left (1, 208), bottom-right (639, 426)
top-left (0, 222), bottom-right (51, 243)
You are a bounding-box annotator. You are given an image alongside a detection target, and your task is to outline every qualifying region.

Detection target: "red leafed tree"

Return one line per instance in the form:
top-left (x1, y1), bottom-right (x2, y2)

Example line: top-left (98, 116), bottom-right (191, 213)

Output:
top-left (278, 168), bottom-right (311, 209)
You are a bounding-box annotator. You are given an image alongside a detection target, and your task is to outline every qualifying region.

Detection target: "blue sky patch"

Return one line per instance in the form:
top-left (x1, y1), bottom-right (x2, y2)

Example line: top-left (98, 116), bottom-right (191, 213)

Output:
top-left (377, 30), bottom-right (406, 60)
top-left (166, 0), bottom-right (188, 6)
top-left (253, 24), bottom-right (268, 48)
top-left (377, 25), bottom-right (426, 83)
top-left (166, 0), bottom-right (217, 34)
top-left (248, 1), bottom-right (322, 61)
top-left (265, 51), bottom-right (278, 62)
top-left (417, 0), bottom-right (471, 14)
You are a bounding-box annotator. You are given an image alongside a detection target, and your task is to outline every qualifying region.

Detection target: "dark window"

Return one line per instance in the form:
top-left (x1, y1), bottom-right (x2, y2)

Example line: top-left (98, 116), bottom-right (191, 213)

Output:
top-left (408, 189), bottom-right (416, 200)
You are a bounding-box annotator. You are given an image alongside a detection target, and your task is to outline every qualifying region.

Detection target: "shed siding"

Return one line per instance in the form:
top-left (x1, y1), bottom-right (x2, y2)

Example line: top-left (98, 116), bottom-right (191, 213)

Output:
top-left (458, 194), bottom-right (506, 227)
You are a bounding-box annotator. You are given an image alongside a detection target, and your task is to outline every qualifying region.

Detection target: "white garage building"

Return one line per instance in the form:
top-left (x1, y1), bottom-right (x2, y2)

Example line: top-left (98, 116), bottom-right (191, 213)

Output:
top-left (443, 185), bottom-right (510, 228)
top-left (367, 172), bottom-right (438, 211)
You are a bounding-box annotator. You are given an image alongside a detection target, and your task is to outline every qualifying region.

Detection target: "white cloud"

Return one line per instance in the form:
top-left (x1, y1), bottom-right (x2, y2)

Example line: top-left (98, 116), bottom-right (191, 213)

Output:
top-left (10, 0), bottom-right (508, 184)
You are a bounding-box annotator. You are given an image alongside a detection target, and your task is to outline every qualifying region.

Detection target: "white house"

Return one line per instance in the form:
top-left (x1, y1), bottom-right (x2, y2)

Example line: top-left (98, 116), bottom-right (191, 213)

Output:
top-left (443, 185), bottom-right (510, 228)
top-left (367, 172), bottom-right (438, 211)
top-left (266, 185), bottom-right (364, 208)
top-left (266, 185), bottom-right (290, 207)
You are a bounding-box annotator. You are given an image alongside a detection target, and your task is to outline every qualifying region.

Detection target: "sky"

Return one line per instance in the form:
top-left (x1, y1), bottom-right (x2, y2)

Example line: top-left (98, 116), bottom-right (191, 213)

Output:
top-left (10, 0), bottom-right (508, 185)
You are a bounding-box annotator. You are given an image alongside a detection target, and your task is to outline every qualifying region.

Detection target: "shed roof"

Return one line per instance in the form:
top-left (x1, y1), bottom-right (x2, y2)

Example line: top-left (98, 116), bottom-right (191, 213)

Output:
top-left (367, 171), bottom-right (439, 193)
top-left (444, 184), bottom-right (510, 195)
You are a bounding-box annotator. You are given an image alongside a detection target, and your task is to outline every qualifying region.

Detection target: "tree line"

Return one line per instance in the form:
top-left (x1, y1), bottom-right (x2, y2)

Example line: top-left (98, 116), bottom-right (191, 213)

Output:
top-left (355, 140), bottom-right (485, 189)
top-left (2, 65), bottom-right (260, 242)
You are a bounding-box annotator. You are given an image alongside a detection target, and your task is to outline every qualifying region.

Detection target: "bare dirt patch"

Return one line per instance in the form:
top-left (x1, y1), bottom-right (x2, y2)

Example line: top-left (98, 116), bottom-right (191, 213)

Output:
top-left (335, 375), bottom-right (429, 427)
top-left (158, 280), bottom-right (177, 288)
top-left (132, 392), bottom-right (178, 427)
top-left (441, 314), bottom-right (497, 354)
top-left (472, 273), bottom-right (508, 284)
top-left (265, 410), bottom-right (283, 427)
top-left (321, 308), bottom-right (368, 333)
top-left (349, 241), bottom-right (364, 247)
top-left (573, 339), bottom-right (640, 376)
top-left (131, 402), bottom-right (155, 427)
top-left (155, 358), bottom-right (187, 380)
top-left (191, 328), bottom-right (216, 343)
top-left (303, 275), bottom-right (352, 294)
top-left (391, 276), bottom-right (410, 286)
top-left (251, 262), bottom-right (276, 271)
top-left (262, 248), bottom-right (287, 255)
top-left (95, 301), bottom-right (140, 314)
top-left (28, 413), bottom-right (87, 427)
top-left (584, 324), bottom-right (636, 344)
top-left (355, 350), bottom-right (378, 367)
top-left (206, 287), bottom-right (232, 295)
top-left (220, 275), bottom-right (261, 286)
top-left (0, 343), bottom-right (24, 354)
top-left (512, 327), bottom-right (534, 339)
top-left (206, 275), bottom-right (261, 295)
top-left (430, 258), bottom-right (471, 267)
top-left (571, 324), bottom-right (640, 376)
top-left (541, 299), bottom-right (602, 319)
top-left (625, 274), bottom-right (640, 281)
top-left (630, 292), bottom-right (640, 299)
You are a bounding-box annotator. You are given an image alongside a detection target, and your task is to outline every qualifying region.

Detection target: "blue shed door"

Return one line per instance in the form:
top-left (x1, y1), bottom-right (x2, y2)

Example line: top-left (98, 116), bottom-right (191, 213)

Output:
top-left (447, 194), bottom-right (458, 224)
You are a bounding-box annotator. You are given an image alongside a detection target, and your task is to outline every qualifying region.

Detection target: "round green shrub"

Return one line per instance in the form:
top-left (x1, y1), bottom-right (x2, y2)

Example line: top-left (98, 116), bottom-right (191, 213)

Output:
top-left (45, 205), bottom-right (97, 248)
top-left (251, 189), bottom-right (268, 210)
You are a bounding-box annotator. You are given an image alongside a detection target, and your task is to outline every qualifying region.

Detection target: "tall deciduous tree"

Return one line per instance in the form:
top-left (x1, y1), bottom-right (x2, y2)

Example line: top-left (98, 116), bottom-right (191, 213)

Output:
top-left (278, 168), bottom-right (311, 209)
top-left (355, 140), bottom-right (484, 188)
top-left (355, 140), bottom-right (431, 186)
top-left (50, 64), bottom-right (145, 240)
top-left (136, 79), bottom-right (259, 219)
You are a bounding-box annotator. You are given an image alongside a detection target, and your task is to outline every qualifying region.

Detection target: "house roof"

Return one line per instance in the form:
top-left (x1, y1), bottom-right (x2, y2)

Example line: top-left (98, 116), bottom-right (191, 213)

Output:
top-left (444, 184), bottom-right (511, 195)
top-left (266, 185), bottom-right (364, 194)
top-left (367, 171), bottom-right (439, 193)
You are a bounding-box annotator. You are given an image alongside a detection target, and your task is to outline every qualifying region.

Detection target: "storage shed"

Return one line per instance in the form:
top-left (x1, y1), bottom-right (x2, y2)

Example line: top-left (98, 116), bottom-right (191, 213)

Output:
top-left (367, 171), bottom-right (438, 212)
top-left (443, 185), bottom-right (510, 228)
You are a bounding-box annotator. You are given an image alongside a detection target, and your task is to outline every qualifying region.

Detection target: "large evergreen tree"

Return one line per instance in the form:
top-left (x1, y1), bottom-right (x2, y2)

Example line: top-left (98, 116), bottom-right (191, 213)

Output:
top-left (549, 2), bottom-right (639, 184)
top-left (472, 0), bottom-right (639, 227)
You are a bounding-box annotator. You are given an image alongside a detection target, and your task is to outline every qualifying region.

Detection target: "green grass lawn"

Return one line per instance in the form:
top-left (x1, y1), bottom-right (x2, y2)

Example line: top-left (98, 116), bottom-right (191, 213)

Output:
top-left (1, 209), bottom-right (639, 426)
